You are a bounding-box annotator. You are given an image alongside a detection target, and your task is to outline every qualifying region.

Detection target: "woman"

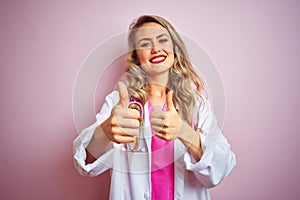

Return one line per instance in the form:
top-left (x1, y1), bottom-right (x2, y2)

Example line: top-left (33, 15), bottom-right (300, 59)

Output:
top-left (73, 15), bottom-right (236, 200)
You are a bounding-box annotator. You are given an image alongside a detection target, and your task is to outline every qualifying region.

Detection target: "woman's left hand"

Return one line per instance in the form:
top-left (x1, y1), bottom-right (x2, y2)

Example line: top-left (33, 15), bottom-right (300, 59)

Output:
top-left (151, 90), bottom-right (202, 161)
top-left (151, 90), bottom-right (183, 140)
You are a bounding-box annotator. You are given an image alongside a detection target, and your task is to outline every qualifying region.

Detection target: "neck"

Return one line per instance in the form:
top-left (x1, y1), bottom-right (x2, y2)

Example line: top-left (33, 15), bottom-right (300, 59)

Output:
top-left (148, 83), bottom-right (167, 98)
top-left (147, 71), bottom-right (169, 90)
top-left (146, 70), bottom-right (170, 104)
top-left (147, 82), bottom-right (168, 108)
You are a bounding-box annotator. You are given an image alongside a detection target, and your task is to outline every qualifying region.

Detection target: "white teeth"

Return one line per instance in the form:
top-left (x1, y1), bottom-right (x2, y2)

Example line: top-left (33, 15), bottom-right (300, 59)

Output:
top-left (151, 56), bottom-right (165, 62)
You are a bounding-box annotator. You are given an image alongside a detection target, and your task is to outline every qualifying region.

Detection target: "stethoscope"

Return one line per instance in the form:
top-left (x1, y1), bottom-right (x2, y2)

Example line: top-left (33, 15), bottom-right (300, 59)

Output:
top-left (127, 99), bottom-right (144, 152)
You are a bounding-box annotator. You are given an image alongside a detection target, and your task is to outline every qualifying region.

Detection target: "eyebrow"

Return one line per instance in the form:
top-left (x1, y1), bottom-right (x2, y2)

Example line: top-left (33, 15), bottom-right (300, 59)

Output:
top-left (138, 34), bottom-right (169, 45)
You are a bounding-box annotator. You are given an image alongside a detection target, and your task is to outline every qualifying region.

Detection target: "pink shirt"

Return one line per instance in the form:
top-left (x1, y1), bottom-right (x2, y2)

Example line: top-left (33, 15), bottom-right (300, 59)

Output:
top-left (148, 101), bottom-right (174, 200)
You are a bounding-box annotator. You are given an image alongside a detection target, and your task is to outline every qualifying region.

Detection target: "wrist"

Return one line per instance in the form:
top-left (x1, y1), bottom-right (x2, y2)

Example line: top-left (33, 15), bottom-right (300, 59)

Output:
top-left (177, 120), bottom-right (194, 142)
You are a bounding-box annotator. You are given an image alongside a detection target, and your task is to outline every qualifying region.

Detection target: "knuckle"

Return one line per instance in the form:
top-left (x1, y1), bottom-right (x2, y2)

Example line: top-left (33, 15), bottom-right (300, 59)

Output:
top-left (134, 129), bottom-right (139, 135)
top-left (112, 106), bottom-right (122, 116)
top-left (164, 112), bottom-right (169, 118)
top-left (110, 117), bottom-right (116, 126)
top-left (111, 106), bottom-right (118, 114)
top-left (159, 129), bottom-right (166, 135)
top-left (153, 126), bottom-right (160, 132)
top-left (134, 120), bottom-right (140, 127)
top-left (164, 120), bottom-right (169, 127)
top-left (130, 109), bottom-right (140, 119)
top-left (111, 126), bottom-right (120, 134)
top-left (132, 109), bottom-right (140, 116)
top-left (114, 138), bottom-right (121, 143)
top-left (163, 112), bottom-right (169, 118)
top-left (112, 134), bottom-right (123, 143)
top-left (111, 116), bottom-right (122, 127)
top-left (111, 134), bottom-right (118, 142)
top-left (163, 119), bottom-right (169, 127)
top-left (165, 134), bottom-right (172, 140)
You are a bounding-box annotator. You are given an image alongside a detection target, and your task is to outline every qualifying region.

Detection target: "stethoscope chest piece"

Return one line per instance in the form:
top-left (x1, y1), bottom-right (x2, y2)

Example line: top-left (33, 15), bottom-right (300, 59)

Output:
top-left (127, 100), bottom-right (144, 152)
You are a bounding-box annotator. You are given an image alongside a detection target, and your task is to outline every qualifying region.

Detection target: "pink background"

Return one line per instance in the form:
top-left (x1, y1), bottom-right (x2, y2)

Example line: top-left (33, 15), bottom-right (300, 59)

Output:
top-left (1, 0), bottom-right (300, 199)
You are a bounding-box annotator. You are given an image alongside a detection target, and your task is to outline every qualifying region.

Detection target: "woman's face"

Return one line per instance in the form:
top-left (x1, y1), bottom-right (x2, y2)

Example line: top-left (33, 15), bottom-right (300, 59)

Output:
top-left (134, 22), bottom-right (175, 77)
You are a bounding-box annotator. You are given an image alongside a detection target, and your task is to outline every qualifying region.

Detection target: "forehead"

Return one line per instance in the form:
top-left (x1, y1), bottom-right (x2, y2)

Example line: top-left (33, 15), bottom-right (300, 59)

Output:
top-left (134, 22), bottom-right (170, 40)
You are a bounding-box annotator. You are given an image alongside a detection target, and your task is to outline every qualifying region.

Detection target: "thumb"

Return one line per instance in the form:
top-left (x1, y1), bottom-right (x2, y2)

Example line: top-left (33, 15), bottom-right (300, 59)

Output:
top-left (166, 90), bottom-right (176, 111)
top-left (117, 82), bottom-right (129, 107)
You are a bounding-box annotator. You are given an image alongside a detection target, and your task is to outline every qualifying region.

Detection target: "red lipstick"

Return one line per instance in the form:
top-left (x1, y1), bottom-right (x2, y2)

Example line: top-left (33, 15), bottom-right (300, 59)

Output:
top-left (149, 55), bottom-right (167, 64)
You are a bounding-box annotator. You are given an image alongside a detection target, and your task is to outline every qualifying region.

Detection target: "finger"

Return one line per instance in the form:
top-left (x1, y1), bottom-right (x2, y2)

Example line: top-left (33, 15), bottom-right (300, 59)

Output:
top-left (111, 117), bottom-right (140, 129)
top-left (151, 111), bottom-right (172, 127)
top-left (112, 135), bottom-right (137, 143)
top-left (117, 82), bottom-right (129, 107)
top-left (154, 132), bottom-right (171, 141)
top-left (166, 90), bottom-right (176, 111)
top-left (152, 125), bottom-right (172, 135)
top-left (113, 107), bottom-right (140, 119)
top-left (112, 126), bottom-right (139, 137)
top-left (151, 117), bottom-right (165, 127)
top-left (151, 110), bottom-right (165, 120)
top-left (154, 132), bottom-right (165, 140)
top-left (152, 125), bottom-right (164, 133)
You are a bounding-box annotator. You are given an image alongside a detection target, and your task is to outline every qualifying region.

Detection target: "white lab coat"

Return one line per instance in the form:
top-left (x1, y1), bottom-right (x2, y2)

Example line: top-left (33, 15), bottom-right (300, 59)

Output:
top-left (73, 91), bottom-right (236, 200)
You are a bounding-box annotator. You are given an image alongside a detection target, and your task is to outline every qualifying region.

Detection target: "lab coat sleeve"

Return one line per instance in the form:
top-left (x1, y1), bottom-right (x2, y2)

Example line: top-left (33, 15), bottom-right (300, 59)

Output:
top-left (184, 97), bottom-right (237, 188)
top-left (73, 91), bottom-right (120, 177)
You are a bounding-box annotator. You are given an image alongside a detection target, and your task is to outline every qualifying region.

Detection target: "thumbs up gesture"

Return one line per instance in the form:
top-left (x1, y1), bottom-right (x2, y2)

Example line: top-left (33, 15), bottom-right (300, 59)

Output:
top-left (103, 82), bottom-right (141, 143)
top-left (151, 90), bottom-right (182, 141)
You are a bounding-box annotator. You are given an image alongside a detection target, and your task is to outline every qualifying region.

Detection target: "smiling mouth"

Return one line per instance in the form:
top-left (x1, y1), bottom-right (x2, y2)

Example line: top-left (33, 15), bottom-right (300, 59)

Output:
top-left (149, 55), bottom-right (167, 64)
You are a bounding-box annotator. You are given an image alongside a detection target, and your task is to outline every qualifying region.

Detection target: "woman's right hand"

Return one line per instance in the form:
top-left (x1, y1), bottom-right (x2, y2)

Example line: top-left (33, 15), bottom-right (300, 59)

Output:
top-left (101, 82), bottom-right (141, 144)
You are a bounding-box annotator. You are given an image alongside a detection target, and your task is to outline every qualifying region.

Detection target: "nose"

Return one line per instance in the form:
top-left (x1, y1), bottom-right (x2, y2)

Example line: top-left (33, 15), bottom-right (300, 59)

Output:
top-left (151, 41), bottom-right (161, 54)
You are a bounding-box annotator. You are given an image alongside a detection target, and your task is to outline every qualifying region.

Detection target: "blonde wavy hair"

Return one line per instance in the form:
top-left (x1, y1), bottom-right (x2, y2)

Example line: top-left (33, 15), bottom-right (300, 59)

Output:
top-left (125, 15), bottom-right (205, 124)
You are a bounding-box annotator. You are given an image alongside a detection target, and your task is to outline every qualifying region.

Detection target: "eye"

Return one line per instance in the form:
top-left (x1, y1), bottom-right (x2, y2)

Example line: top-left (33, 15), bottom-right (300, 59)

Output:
top-left (159, 38), bottom-right (168, 43)
top-left (140, 42), bottom-right (151, 48)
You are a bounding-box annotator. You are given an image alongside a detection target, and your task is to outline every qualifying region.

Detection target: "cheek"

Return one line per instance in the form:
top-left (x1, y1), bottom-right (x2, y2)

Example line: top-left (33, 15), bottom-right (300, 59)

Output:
top-left (164, 42), bottom-right (174, 53)
top-left (136, 50), bottom-right (149, 63)
top-left (168, 53), bottom-right (175, 65)
top-left (166, 45), bottom-right (174, 53)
